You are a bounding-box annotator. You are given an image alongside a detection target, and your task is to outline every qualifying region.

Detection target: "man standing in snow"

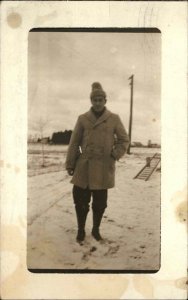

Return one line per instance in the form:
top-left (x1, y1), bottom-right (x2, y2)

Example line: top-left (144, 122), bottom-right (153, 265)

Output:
top-left (66, 82), bottom-right (129, 243)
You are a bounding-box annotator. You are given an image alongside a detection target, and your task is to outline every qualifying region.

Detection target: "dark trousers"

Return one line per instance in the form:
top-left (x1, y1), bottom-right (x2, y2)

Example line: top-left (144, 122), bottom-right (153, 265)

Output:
top-left (73, 186), bottom-right (108, 242)
top-left (72, 185), bottom-right (108, 214)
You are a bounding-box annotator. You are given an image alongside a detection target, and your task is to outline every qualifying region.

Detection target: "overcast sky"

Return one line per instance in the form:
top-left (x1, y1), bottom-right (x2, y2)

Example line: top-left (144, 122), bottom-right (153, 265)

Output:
top-left (28, 31), bottom-right (161, 144)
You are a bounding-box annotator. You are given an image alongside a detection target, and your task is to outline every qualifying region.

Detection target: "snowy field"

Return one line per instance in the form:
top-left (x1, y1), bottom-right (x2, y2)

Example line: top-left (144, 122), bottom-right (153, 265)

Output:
top-left (27, 143), bottom-right (161, 271)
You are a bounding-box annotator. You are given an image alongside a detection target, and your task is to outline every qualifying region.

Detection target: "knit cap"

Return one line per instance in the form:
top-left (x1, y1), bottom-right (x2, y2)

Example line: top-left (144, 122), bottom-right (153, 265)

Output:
top-left (90, 82), bottom-right (106, 99)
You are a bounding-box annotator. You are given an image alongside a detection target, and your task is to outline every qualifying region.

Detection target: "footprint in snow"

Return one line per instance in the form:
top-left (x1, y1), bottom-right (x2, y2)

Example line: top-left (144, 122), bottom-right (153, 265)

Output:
top-left (105, 245), bottom-right (120, 256)
top-left (90, 246), bottom-right (97, 252)
top-left (100, 238), bottom-right (114, 245)
top-left (107, 219), bottom-right (115, 223)
top-left (127, 226), bottom-right (134, 230)
top-left (130, 255), bottom-right (141, 259)
top-left (65, 228), bottom-right (74, 234)
top-left (63, 209), bottom-right (72, 215)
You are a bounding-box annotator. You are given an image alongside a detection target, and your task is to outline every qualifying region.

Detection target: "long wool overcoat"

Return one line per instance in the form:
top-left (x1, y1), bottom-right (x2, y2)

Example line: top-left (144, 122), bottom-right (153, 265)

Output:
top-left (65, 108), bottom-right (129, 190)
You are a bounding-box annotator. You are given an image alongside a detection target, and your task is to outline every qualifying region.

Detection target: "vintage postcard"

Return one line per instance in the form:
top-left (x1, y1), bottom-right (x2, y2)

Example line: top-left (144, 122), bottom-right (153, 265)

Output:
top-left (1, 1), bottom-right (187, 299)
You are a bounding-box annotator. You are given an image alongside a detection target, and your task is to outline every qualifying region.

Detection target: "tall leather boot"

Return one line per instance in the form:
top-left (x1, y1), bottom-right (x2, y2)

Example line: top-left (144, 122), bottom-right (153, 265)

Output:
top-left (91, 209), bottom-right (104, 241)
top-left (75, 206), bottom-right (89, 242)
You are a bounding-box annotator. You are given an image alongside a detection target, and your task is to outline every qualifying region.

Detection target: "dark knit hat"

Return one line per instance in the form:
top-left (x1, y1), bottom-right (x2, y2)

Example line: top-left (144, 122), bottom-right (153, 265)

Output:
top-left (90, 82), bottom-right (106, 100)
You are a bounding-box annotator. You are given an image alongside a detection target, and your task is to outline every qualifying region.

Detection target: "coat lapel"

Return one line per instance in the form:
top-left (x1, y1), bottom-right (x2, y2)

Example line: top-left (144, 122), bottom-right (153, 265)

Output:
top-left (85, 109), bottom-right (97, 124)
top-left (93, 108), bottom-right (111, 127)
top-left (85, 108), bottom-right (111, 127)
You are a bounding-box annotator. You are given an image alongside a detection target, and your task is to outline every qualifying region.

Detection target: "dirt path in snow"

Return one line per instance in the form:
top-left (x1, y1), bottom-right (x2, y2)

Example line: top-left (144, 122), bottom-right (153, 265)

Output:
top-left (27, 158), bottom-right (160, 271)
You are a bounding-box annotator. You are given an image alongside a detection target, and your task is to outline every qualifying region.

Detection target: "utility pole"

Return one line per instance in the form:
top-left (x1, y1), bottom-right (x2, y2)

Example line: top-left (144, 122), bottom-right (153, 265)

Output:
top-left (127, 75), bottom-right (134, 154)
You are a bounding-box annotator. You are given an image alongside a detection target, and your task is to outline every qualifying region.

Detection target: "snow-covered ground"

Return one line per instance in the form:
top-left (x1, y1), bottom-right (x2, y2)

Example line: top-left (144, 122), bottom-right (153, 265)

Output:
top-left (27, 144), bottom-right (161, 271)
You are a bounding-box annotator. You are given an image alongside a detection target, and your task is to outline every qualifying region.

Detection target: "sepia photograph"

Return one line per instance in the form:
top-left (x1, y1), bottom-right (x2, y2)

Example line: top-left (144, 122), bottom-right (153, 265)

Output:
top-left (27, 29), bottom-right (161, 272)
top-left (1, 1), bottom-right (187, 299)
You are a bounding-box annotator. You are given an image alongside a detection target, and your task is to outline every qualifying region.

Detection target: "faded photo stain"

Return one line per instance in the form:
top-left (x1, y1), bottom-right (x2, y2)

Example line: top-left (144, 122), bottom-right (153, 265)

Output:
top-left (0, 161), bottom-right (21, 173)
top-left (0, 160), bottom-right (4, 168)
top-left (176, 201), bottom-right (187, 223)
top-left (171, 187), bottom-right (187, 224)
top-left (175, 277), bottom-right (188, 290)
top-left (133, 275), bottom-right (154, 299)
top-left (6, 163), bottom-right (11, 169)
top-left (1, 224), bottom-right (28, 299)
top-left (35, 11), bottom-right (57, 25)
top-left (14, 166), bottom-right (21, 174)
top-left (75, 276), bottom-right (129, 299)
top-left (7, 13), bottom-right (22, 28)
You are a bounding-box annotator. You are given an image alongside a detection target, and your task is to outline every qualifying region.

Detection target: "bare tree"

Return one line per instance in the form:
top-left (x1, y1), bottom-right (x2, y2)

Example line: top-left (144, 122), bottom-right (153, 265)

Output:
top-left (36, 117), bottom-right (49, 167)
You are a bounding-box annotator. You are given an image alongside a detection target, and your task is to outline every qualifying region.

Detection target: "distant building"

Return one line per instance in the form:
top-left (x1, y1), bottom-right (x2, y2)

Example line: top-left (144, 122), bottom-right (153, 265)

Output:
top-left (151, 143), bottom-right (161, 148)
top-left (147, 140), bottom-right (161, 148)
top-left (131, 142), bottom-right (144, 147)
top-left (27, 134), bottom-right (40, 143)
top-left (41, 137), bottom-right (50, 144)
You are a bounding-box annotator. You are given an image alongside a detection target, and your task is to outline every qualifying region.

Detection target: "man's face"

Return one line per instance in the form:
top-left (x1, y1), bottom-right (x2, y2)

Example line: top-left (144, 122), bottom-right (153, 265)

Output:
top-left (91, 95), bottom-right (106, 112)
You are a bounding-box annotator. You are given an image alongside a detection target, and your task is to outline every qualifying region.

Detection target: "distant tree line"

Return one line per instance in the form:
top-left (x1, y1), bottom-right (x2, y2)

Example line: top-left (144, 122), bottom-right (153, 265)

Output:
top-left (51, 130), bottom-right (72, 144)
top-left (29, 132), bottom-right (161, 148)
top-left (28, 130), bottom-right (73, 144)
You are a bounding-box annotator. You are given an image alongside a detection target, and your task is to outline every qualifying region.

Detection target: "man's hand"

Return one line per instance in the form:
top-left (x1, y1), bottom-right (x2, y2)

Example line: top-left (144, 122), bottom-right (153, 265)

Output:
top-left (67, 169), bottom-right (74, 176)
